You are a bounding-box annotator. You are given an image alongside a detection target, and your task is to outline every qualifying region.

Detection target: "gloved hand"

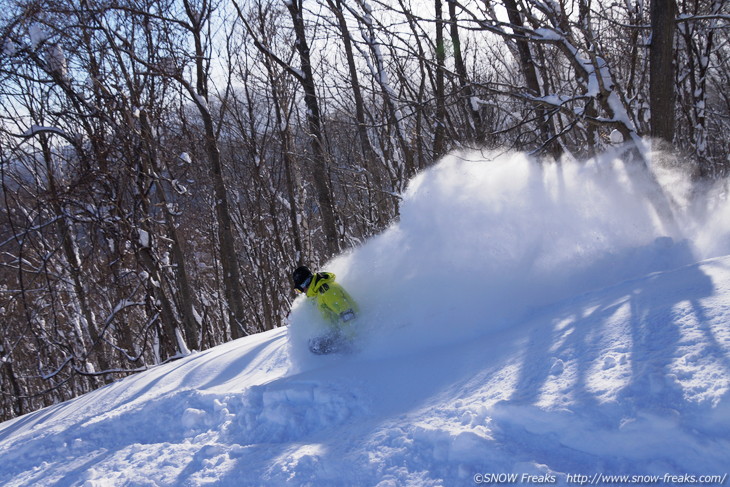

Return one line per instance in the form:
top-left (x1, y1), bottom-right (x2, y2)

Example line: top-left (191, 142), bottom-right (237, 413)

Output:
top-left (339, 309), bottom-right (356, 322)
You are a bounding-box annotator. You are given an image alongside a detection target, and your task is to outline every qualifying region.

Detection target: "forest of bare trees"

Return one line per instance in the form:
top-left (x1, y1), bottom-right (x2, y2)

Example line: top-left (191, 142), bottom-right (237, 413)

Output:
top-left (0, 0), bottom-right (728, 421)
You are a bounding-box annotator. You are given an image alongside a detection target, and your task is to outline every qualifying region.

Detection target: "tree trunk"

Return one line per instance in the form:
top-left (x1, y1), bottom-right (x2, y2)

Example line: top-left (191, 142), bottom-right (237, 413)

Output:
top-left (327, 0), bottom-right (391, 224)
top-left (267, 63), bottom-right (306, 263)
top-left (503, 0), bottom-right (556, 154)
top-left (1, 356), bottom-right (24, 417)
top-left (138, 111), bottom-right (199, 351)
top-left (202, 109), bottom-right (248, 338)
top-left (448, 0), bottom-right (484, 142)
top-left (649, 0), bottom-right (678, 143)
top-left (38, 134), bottom-right (110, 378)
top-left (286, 0), bottom-right (341, 256)
top-left (433, 0), bottom-right (447, 159)
top-left (184, 0), bottom-right (248, 338)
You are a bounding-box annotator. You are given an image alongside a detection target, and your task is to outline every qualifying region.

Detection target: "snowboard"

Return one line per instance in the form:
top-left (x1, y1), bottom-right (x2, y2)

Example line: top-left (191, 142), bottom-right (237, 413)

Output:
top-left (308, 332), bottom-right (353, 355)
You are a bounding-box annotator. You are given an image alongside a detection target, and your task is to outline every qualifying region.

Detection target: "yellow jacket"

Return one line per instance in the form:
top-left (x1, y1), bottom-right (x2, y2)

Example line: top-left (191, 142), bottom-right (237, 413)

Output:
top-left (305, 272), bottom-right (359, 332)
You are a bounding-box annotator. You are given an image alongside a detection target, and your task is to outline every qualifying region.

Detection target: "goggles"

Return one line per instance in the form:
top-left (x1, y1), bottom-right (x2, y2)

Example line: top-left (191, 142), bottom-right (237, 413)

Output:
top-left (295, 275), bottom-right (312, 293)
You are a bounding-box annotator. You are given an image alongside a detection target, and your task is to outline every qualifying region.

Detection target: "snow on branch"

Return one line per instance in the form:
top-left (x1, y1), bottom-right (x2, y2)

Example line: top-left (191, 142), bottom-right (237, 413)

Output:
top-left (40, 355), bottom-right (74, 380)
top-left (676, 13), bottom-right (730, 24)
top-left (20, 125), bottom-right (71, 139)
top-left (14, 124), bottom-right (82, 150)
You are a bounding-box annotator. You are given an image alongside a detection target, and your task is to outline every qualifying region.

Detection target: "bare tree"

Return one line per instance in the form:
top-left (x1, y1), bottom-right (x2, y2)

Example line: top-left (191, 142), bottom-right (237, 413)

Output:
top-left (235, 0), bottom-right (342, 256)
top-left (324, 0), bottom-right (394, 226)
top-left (676, 0), bottom-right (728, 174)
top-left (447, 0), bottom-right (484, 143)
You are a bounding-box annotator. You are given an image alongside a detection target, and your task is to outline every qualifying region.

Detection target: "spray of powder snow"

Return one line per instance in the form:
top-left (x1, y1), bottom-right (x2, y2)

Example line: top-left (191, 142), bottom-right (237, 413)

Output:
top-left (287, 149), bottom-right (730, 366)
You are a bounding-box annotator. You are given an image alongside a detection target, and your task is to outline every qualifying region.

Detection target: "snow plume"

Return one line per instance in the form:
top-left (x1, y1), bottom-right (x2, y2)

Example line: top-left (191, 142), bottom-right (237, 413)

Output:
top-left (289, 148), bottom-right (728, 364)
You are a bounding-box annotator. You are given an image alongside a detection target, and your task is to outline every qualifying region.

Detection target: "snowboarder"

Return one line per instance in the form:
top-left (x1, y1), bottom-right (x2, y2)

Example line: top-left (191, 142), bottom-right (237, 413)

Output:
top-left (292, 265), bottom-right (359, 354)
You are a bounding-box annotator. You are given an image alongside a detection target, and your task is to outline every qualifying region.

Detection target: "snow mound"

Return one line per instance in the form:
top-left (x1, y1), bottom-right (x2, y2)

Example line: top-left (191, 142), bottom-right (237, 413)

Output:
top-left (236, 380), bottom-right (366, 444)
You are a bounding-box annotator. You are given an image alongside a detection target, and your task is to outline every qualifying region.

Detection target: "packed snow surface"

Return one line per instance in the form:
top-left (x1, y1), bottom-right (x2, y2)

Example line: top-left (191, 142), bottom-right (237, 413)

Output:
top-left (1, 150), bottom-right (730, 486)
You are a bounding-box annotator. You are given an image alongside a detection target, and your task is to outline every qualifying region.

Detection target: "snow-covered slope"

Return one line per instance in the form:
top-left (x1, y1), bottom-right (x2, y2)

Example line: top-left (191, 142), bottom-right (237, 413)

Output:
top-left (1, 150), bottom-right (729, 486)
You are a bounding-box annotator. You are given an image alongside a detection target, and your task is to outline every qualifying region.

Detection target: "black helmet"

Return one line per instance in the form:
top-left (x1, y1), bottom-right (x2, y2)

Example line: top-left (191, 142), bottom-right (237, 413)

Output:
top-left (292, 265), bottom-right (313, 291)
